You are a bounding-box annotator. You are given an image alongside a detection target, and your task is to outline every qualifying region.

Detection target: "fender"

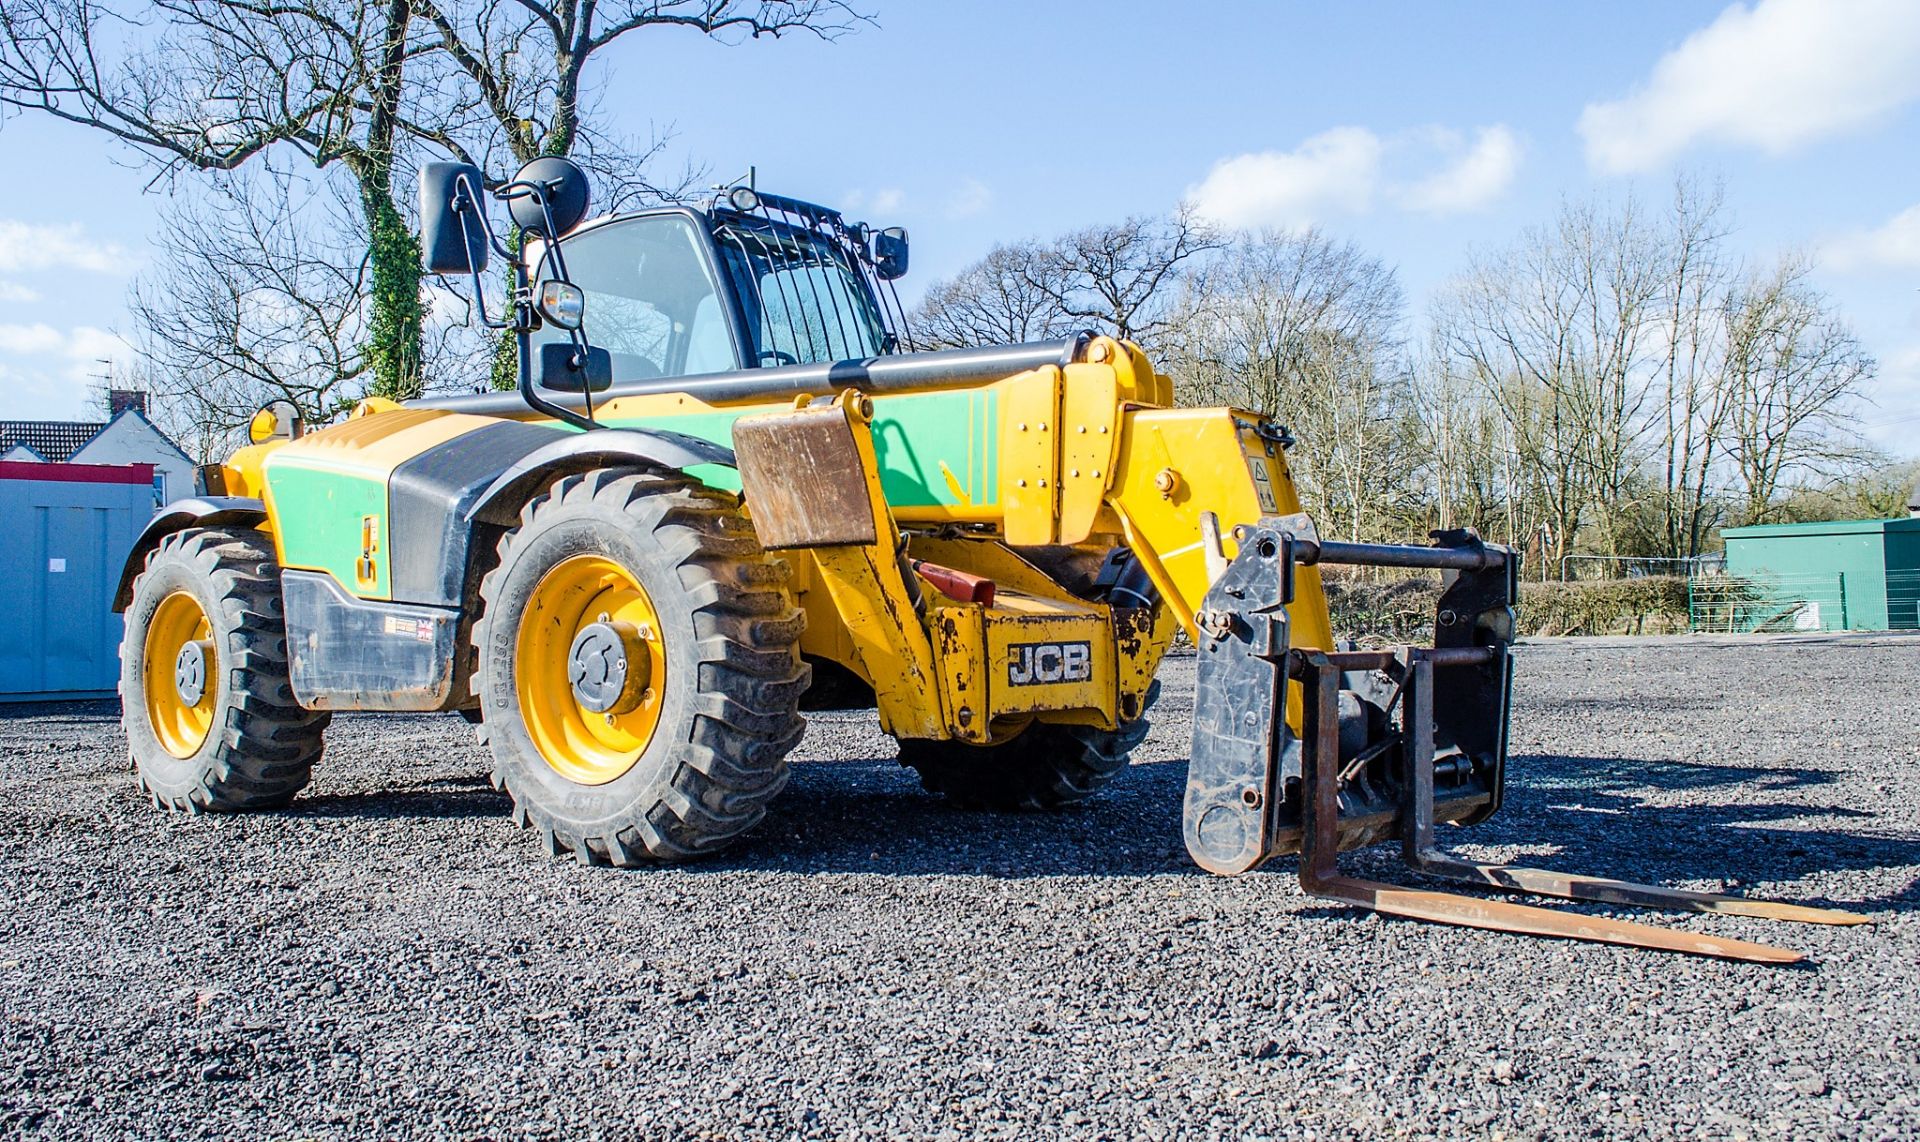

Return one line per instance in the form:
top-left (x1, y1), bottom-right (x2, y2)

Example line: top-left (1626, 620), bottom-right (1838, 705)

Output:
top-left (112, 496), bottom-right (267, 612)
top-left (382, 424), bottom-right (736, 609)
top-left (465, 427), bottom-right (734, 528)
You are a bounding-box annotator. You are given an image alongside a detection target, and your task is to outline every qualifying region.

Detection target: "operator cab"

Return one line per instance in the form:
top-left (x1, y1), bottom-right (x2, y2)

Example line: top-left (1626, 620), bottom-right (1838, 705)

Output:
top-left (529, 186), bottom-right (910, 389)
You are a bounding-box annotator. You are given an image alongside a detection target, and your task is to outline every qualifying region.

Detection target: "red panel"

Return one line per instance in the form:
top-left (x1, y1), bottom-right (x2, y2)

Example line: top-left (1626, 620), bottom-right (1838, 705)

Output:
top-left (0, 460), bottom-right (155, 485)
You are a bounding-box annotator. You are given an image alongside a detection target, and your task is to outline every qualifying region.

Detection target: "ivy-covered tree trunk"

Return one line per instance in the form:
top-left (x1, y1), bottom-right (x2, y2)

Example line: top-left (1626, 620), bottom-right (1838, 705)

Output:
top-left (489, 232), bottom-right (522, 391)
top-left (364, 190), bottom-right (425, 400)
top-left (358, 0), bottom-right (423, 402)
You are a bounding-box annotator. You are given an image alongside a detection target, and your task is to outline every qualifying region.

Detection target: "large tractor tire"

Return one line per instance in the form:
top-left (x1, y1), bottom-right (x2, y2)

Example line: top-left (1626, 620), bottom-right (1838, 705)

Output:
top-left (900, 681), bottom-right (1160, 811)
top-left (120, 527), bottom-right (330, 812)
top-left (474, 468), bottom-right (808, 865)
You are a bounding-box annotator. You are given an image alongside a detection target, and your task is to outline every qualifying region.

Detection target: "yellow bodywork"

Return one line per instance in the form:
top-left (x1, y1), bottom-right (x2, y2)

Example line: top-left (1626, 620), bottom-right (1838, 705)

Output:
top-left (719, 337), bottom-right (1333, 745)
top-left (204, 337), bottom-right (1333, 744)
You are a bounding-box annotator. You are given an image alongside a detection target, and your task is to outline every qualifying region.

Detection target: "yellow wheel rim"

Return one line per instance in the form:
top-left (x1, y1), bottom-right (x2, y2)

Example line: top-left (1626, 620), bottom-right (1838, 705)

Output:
top-left (516, 554), bottom-right (667, 785)
top-left (143, 591), bottom-right (217, 759)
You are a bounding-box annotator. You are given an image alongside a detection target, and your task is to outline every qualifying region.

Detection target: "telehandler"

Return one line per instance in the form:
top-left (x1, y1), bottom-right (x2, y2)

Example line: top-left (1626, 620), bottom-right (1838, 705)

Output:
top-left (115, 158), bottom-right (1865, 961)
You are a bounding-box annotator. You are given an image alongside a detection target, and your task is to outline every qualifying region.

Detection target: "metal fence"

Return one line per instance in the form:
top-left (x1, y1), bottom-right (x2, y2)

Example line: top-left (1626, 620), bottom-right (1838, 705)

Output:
top-left (1688, 569), bottom-right (1920, 633)
top-left (1561, 554), bottom-right (1724, 582)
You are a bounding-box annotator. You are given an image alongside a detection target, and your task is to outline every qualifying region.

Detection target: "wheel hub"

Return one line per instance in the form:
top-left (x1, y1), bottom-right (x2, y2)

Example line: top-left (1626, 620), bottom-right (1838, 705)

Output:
top-left (567, 620), bottom-right (647, 714)
top-left (144, 591), bottom-right (217, 760)
top-left (516, 555), bottom-right (666, 786)
top-left (174, 639), bottom-right (211, 706)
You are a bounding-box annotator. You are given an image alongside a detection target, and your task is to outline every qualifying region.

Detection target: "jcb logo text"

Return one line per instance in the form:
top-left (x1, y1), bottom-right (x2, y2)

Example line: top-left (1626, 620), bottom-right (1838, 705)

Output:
top-left (1007, 641), bottom-right (1092, 686)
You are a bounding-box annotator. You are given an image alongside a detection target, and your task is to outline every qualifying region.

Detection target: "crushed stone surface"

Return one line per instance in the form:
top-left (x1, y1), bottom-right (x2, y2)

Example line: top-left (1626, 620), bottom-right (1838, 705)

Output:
top-left (2, 635), bottom-right (1916, 1139)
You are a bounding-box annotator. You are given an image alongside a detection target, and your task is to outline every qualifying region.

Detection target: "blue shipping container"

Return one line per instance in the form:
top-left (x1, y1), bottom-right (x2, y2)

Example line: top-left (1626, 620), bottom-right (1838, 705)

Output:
top-left (1, 464), bottom-right (154, 700)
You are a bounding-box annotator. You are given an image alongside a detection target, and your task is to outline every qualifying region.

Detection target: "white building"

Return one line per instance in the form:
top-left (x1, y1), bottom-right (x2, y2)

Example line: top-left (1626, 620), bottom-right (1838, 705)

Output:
top-left (0, 390), bottom-right (195, 507)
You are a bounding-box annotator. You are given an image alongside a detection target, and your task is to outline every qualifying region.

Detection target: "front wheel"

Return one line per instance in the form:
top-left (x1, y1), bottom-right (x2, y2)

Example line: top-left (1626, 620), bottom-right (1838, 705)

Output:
top-left (474, 468), bottom-right (809, 865)
top-left (119, 527), bottom-right (329, 812)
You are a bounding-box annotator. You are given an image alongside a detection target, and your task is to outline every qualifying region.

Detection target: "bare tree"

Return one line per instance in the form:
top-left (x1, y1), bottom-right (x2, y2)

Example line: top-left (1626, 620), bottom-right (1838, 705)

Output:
top-left (911, 242), bottom-right (1076, 349)
top-left (1771, 457), bottom-right (1917, 522)
top-left (1168, 228), bottom-right (1411, 541)
top-left (1654, 176), bottom-right (1737, 560)
top-left (1407, 326), bottom-right (1506, 540)
top-left (1440, 193), bottom-right (1664, 567)
top-left (129, 170), bottom-right (371, 456)
top-left (0, 0), bottom-right (446, 397)
top-left (1, 0), bottom-right (870, 400)
top-left (1020, 206), bottom-right (1223, 359)
top-left (909, 206), bottom-right (1221, 359)
top-left (1722, 255), bottom-right (1876, 525)
top-left (409, 1), bottom-right (866, 174)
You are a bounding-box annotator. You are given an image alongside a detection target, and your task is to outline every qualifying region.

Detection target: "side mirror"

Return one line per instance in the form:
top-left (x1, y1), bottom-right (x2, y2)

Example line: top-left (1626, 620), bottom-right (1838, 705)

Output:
top-left (247, 399), bottom-right (304, 444)
top-left (538, 342), bottom-right (612, 393)
top-left (872, 226), bottom-right (909, 280)
top-left (509, 157), bottom-right (592, 238)
top-left (419, 162), bottom-right (489, 275)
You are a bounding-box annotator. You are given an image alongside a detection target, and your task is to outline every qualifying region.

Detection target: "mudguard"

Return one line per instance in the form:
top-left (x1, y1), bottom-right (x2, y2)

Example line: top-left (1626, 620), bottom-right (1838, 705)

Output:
top-left (381, 422), bottom-right (737, 609)
top-left (112, 496), bottom-right (267, 612)
top-left (464, 427), bottom-right (735, 528)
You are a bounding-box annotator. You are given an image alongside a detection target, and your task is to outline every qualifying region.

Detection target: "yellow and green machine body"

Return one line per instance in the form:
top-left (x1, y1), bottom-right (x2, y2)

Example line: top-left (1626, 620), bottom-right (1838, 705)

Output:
top-left (156, 335), bottom-right (1319, 745)
top-left (110, 182), bottom-right (1522, 888)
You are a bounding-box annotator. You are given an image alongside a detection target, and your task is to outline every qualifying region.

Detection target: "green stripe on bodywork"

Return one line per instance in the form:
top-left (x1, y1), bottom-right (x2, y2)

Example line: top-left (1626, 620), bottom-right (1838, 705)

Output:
top-left (605, 389), bottom-right (1000, 509)
top-left (262, 387), bottom-right (1003, 602)
top-left (265, 460), bottom-right (390, 597)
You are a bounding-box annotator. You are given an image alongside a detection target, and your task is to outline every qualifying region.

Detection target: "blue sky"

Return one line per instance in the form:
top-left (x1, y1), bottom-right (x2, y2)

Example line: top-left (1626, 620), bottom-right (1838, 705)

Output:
top-left (2, 0), bottom-right (1918, 454)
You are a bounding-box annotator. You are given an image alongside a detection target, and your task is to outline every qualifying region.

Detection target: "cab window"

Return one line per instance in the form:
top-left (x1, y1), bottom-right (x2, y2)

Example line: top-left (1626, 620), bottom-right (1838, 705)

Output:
top-left (534, 214), bottom-right (738, 382)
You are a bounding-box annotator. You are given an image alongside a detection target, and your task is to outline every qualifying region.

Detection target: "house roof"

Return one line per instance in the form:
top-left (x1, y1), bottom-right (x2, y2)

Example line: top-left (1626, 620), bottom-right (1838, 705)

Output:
top-left (0, 409), bottom-right (193, 466)
top-left (0, 420), bottom-right (103, 462)
top-left (84, 408), bottom-right (194, 465)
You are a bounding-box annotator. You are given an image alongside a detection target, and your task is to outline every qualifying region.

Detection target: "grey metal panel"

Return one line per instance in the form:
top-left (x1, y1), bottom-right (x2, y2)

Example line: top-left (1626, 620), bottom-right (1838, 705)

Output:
top-left (0, 476), bottom-right (151, 699)
top-left (281, 570), bottom-right (463, 712)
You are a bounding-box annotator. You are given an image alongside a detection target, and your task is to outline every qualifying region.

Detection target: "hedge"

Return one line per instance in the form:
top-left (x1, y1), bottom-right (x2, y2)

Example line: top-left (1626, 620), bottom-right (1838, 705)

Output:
top-left (1320, 572), bottom-right (1692, 642)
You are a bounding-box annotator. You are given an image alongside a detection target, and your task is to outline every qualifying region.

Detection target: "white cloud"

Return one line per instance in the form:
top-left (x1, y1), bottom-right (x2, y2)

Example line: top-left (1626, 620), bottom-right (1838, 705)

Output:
top-left (0, 282), bottom-right (40, 303)
top-left (0, 322), bottom-right (130, 375)
top-left (1186, 127), bottom-right (1384, 230)
top-left (0, 220), bottom-right (133, 275)
top-left (841, 187), bottom-right (906, 216)
top-left (0, 323), bottom-right (131, 418)
top-left (1187, 124), bottom-right (1520, 230)
top-left (944, 179), bottom-right (992, 220)
top-left (0, 322), bottom-right (66, 355)
top-left (1579, 0), bottom-right (1920, 175)
top-left (1823, 203), bottom-right (1920, 271)
top-left (1393, 126), bottom-right (1523, 215)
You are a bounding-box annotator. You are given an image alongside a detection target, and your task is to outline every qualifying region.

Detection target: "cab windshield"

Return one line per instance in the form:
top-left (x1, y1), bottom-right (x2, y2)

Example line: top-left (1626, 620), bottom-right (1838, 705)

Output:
top-left (712, 218), bottom-right (890, 367)
top-left (532, 213), bottom-right (736, 383)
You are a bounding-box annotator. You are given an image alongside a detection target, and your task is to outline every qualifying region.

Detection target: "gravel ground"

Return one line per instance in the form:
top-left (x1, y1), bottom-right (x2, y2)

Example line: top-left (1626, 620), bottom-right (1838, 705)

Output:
top-left (3, 634), bottom-right (1917, 1140)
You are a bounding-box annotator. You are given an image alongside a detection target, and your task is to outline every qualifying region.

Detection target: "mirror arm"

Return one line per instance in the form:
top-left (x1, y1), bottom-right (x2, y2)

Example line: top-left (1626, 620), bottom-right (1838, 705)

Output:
top-left (509, 239), bottom-right (600, 433)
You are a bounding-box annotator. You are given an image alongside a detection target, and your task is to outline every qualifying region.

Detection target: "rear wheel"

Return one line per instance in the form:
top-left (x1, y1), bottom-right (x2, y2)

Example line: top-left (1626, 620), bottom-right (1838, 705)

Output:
top-left (475, 468), bottom-right (808, 865)
top-left (900, 681), bottom-right (1159, 810)
top-left (120, 527), bottom-right (329, 811)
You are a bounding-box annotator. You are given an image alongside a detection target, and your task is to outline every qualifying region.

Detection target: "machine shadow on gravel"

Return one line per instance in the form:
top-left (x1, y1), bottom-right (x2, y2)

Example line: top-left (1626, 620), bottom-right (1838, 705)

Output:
top-left (697, 751), bottom-right (1920, 911)
top-left (285, 775), bottom-right (504, 822)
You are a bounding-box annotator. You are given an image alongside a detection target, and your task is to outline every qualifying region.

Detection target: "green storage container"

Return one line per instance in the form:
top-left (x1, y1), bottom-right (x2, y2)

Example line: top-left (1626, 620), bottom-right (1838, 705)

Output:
top-left (1718, 518), bottom-right (1920, 632)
